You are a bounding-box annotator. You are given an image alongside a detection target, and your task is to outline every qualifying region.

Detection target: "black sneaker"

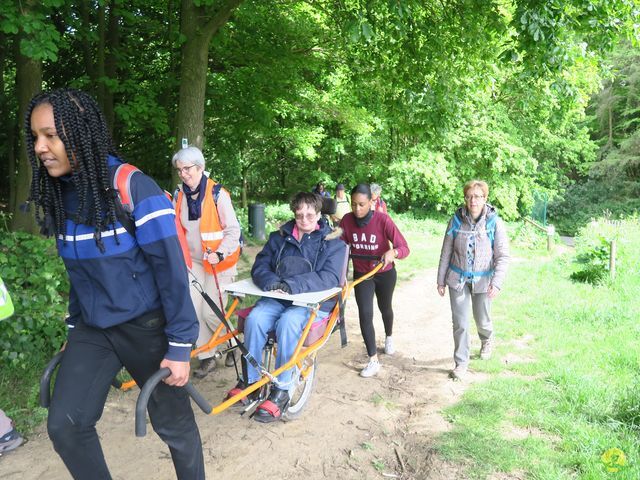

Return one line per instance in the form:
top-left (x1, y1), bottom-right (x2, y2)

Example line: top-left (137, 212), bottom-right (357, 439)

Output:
top-left (0, 429), bottom-right (23, 454)
top-left (193, 358), bottom-right (217, 379)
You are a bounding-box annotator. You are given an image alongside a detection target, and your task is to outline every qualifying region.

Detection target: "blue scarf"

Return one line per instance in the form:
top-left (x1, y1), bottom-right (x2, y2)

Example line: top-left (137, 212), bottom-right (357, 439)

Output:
top-left (183, 175), bottom-right (207, 221)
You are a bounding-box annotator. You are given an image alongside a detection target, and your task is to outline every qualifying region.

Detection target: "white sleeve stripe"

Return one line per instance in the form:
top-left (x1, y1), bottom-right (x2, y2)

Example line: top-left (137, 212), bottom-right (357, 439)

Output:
top-left (135, 208), bottom-right (175, 228)
top-left (169, 341), bottom-right (193, 348)
top-left (58, 227), bottom-right (128, 242)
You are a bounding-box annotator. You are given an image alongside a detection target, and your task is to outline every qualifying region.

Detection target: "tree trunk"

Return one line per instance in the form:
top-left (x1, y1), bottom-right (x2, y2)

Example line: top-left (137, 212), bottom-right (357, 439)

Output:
top-left (79, 0), bottom-right (96, 83)
top-left (174, 0), bottom-right (243, 185)
top-left (607, 104), bottom-right (613, 148)
top-left (103, 0), bottom-right (119, 135)
top-left (96, 2), bottom-right (107, 112)
top-left (11, 31), bottom-right (42, 233)
top-left (0, 31), bottom-right (15, 209)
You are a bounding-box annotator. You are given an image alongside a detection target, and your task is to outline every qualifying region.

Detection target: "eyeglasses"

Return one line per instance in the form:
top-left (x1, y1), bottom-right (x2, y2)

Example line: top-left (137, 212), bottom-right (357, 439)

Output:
top-left (176, 164), bottom-right (197, 175)
top-left (295, 213), bottom-right (319, 222)
top-left (464, 194), bottom-right (485, 201)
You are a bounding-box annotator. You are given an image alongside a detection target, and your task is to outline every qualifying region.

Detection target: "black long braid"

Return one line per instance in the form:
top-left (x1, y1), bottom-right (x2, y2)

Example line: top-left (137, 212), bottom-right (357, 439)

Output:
top-left (25, 89), bottom-right (121, 252)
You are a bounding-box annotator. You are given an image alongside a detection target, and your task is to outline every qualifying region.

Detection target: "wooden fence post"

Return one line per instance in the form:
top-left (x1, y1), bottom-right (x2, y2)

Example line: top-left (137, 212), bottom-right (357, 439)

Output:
top-left (546, 225), bottom-right (555, 252)
top-left (609, 239), bottom-right (617, 280)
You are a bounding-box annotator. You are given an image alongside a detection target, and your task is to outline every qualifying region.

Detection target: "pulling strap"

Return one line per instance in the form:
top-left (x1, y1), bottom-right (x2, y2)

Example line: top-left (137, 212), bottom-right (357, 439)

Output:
top-left (189, 274), bottom-right (262, 372)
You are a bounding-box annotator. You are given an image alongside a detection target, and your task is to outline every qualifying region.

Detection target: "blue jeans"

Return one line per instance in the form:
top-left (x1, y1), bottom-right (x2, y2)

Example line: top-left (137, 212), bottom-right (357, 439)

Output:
top-left (244, 297), bottom-right (326, 388)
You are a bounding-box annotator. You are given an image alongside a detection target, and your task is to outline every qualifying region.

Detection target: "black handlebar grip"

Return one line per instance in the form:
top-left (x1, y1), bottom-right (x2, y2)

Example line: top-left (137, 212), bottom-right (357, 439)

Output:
top-left (135, 368), bottom-right (212, 437)
top-left (39, 352), bottom-right (64, 408)
top-left (135, 368), bottom-right (171, 437)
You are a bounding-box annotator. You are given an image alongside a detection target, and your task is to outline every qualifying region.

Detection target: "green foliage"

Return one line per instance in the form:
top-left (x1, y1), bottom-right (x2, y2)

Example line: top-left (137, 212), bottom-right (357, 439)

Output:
top-left (0, 231), bottom-right (68, 369)
top-left (0, 0), bottom-right (63, 61)
top-left (264, 202), bottom-right (294, 232)
top-left (6, 0), bottom-right (640, 229)
top-left (235, 201), bottom-right (293, 243)
top-left (386, 146), bottom-right (453, 212)
top-left (548, 180), bottom-right (640, 235)
top-left (570, 236), bottom-right (611, 284)
top-left (569, 217), bottom-right (637, 284)
top-left (508, 221), bottom-right (548, 250)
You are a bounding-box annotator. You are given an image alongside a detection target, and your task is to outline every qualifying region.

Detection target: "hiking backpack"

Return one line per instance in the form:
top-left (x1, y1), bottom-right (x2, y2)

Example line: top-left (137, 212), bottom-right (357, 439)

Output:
top-left (446, 210), bottom-right (498, 247)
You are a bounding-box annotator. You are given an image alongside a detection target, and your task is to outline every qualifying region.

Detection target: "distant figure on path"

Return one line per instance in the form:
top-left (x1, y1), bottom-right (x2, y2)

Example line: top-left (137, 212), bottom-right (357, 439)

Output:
top-left (370, 183), bottom-right (388, 214)
top-left (436, 180), bottom-right (510, 381)
top-left (312, 182), bottom-right (331, 198)
top-left (332, 183), bottom-right (350, 226)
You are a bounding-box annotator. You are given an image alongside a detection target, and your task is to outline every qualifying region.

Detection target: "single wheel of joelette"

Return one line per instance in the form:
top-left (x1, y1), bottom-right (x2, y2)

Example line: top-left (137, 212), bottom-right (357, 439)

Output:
top-left (282, 355), bottom-right (318, 421)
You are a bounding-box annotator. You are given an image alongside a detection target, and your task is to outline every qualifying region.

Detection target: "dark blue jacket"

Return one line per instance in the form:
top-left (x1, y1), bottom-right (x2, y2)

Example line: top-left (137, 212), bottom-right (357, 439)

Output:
top-left (251, 218), bottom-right (346, 311)
top-left (57, 156), bottom-right (198, 361)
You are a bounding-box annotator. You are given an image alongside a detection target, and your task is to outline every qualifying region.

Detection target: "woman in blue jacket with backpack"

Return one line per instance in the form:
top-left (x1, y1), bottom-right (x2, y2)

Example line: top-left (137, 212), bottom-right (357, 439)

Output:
top-left (25, 88), bottom-right (204, 479)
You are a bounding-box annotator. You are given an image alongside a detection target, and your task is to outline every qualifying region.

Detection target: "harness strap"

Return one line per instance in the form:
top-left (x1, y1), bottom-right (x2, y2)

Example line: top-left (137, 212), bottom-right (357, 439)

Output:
top-left (447, 213), bottom-right (462, 238)
top-left (211, 268), bottom-right (240, 374)
top-left (190, 276), bottom-right (262, 371)
top-left (338, 291), bottom-right (348, 348)
top-left (113, 163), bottom-right (140, 212)
top-left (112, 164), bottom-right (141, 237)
top-left (449, 263), bottom-right (494, 278)
top-left (256, 399), bottom-right (282, 418)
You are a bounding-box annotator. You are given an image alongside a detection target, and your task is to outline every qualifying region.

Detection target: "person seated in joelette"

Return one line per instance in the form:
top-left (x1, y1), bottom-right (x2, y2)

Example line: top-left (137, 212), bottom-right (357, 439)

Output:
top-left (234, 192), bottom-right (346, 423)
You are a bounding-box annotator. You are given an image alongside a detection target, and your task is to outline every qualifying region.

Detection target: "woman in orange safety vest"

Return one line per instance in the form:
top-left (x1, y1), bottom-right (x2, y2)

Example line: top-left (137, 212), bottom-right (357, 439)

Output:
top-left (172, 146), bottom-right (242, 379)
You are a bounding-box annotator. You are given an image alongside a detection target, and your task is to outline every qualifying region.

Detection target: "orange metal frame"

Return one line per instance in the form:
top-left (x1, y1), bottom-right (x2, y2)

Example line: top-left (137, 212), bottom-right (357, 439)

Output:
top-left (120, 263), bottom-right (382, 418)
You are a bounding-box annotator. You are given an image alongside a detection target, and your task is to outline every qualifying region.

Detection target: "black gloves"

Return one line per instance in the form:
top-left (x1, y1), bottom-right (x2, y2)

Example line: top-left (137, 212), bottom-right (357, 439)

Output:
top-left (265, 281), bottom-right (292, 293)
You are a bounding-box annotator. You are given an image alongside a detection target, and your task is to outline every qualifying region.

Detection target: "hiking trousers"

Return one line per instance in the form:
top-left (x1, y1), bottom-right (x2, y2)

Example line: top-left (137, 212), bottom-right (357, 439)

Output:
top-left (354, 267), bottom-right (397, 357)
top-left (449, 283), bottom-right (492, 367)
top-left (188, 260), bottom-right (234, 361)
top-left (47, 312), bottom-right (204, 480)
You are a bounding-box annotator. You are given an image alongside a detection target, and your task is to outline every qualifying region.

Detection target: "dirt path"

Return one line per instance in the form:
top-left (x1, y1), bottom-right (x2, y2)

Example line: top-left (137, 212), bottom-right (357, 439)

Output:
top-left (0, 267), bottom-right (479, 480)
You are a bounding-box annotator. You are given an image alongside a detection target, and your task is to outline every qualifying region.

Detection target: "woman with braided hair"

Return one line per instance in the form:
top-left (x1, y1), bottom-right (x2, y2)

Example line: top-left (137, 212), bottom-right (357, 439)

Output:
top-left (26, 88), bottom-right (205, 480)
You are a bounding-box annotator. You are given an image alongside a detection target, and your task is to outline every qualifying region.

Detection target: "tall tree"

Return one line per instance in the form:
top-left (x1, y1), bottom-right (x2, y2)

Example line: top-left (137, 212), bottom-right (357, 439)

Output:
top-left (175, 0), bottom-right (242, 150)
top-left (6, 0), bottom-right (62, 232)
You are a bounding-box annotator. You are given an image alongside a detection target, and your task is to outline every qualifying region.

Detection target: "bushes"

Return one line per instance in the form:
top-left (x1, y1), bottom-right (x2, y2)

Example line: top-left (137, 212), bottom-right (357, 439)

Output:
top-left (570, 216), bottom-right (640, 285)
top-left (548, 179), bottom-right (640, 236)
top-left (0, 231), bottom-right (68, 369)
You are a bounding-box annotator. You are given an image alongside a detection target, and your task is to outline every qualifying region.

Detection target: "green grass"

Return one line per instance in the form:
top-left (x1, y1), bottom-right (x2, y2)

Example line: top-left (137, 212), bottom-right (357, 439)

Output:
top-left (436, 218), bottom-right (640, 479)
top-left (391, 211), bottom-right (447, 281)
top-left (0, 359), bottom-right (50, 434)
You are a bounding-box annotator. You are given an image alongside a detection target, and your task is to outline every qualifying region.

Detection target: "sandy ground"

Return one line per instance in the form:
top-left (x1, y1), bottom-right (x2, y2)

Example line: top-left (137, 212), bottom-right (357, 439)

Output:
top-left (0, 265), bottom-right (484, 480)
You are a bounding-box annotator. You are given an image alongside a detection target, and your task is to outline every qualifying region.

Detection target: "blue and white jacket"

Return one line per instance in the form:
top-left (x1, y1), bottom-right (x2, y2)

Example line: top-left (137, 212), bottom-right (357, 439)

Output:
top-left (58, 156), bottom-right (198, 361)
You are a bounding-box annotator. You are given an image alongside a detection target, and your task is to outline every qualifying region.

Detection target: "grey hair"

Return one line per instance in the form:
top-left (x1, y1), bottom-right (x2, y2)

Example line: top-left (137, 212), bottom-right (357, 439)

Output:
top-left (370, 183), bottom-right (382, 195)
top-left (172, 146), bottom-right (205, 168)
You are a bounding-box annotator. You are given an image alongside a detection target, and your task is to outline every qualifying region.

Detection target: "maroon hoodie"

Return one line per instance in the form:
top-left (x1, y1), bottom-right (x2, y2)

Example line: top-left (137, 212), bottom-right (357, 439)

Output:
top-left (340, 211), bottom-right (409, 274)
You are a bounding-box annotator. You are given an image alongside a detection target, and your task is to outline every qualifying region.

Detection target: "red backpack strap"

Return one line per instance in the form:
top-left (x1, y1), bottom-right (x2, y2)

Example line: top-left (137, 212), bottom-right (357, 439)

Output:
top-left (113, 163), bottom-right (141, 213)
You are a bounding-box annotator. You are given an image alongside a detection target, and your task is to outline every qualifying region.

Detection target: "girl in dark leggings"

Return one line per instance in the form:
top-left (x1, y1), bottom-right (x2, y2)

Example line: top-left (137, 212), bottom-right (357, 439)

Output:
top-left (340, 184), bottom-right (410, 377)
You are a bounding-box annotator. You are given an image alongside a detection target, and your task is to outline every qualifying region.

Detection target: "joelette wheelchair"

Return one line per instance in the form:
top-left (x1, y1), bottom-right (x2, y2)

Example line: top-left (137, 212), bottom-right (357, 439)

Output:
top-left (40, 252), bottom-right (382, 436)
